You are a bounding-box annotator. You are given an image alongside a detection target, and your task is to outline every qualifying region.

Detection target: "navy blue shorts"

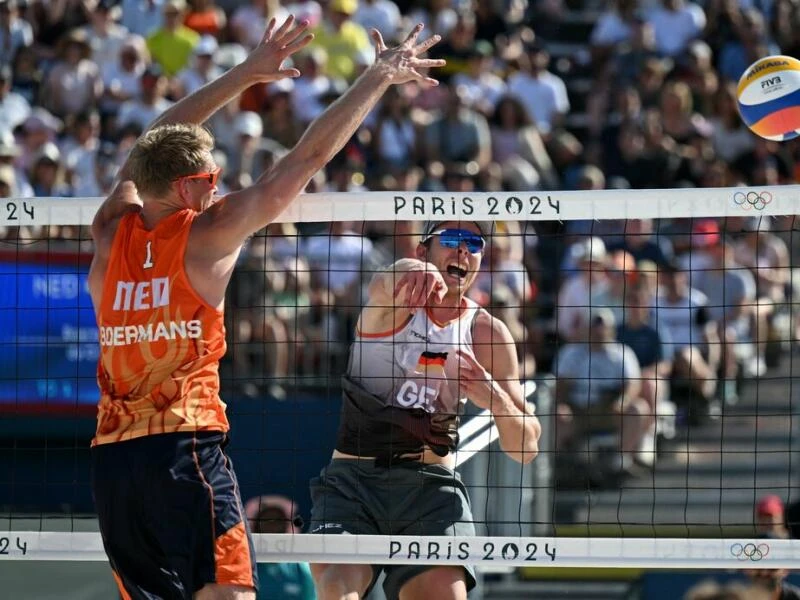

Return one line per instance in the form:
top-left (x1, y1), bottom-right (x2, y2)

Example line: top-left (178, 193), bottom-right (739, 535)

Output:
top-left (91, 432), bottom-right (257, 599)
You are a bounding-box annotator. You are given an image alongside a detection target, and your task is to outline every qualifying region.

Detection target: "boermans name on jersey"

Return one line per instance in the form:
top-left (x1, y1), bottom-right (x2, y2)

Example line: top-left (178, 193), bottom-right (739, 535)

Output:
top-left (102, 276), bottom-right (203, 346)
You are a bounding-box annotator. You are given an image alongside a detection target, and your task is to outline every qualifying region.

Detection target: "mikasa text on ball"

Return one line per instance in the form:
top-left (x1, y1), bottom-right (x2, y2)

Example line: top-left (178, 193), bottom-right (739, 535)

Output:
top-left (737, 55), bottom-right (800, 141)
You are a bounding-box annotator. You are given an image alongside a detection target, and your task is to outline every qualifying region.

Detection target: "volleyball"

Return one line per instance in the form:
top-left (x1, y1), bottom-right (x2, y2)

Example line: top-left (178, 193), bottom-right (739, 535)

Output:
top-left (737, 55), bottom-right (800, 141)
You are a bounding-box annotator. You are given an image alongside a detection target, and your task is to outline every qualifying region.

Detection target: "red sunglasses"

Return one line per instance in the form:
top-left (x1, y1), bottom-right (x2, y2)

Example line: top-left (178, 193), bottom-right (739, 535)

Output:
top-left (175, 167), bottom-right (222, 187)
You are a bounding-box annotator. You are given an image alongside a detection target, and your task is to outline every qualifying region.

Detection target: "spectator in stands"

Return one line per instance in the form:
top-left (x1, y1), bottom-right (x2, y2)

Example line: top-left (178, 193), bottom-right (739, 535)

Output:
top-left (304, 220), bottom-right (376, 298)
top-left (421, 83), bottom-right (491, 172)
top-left (41, 29), bottom-right (102, 120)
top-left (311, 0), bottom-right (371, 82)
top-left (609, 218), bottom-right (673, 267)
top-left (63, 110), bottom-right (101, 192)
top-left (745, 567), bottom-right (800, 600)
top-left (755, 495), bottom-right (791, 538)
top-left (735, 217), bottom-right (790, 306)
top-left (224, 111), bottom-right (273, 185)
top-left (655, 262), bottom-right (721, 404)
top-left (0, 129), bottom-right (31, 196)
top-left (590, 0), bottom-right (640, 65)
top-left (121, 0), bottom-right (165, 37)
top-left (369, 85), bottom-right (418, 175)
top-left (172, 33), bottom-right (222, 98)
top-left (659, 80), bottom-right (712, 146)
top-left (489, 283), bottom-right (537, 378)
top-left (0, 162), bottom-right (16, 197)
top-left (743, 529), bottom-right (800, 600)
top-left (81, 0), bottom-right (129, 77)
top-left (0, 0), bottom-right (33, 68)
top-left (406, 0), bottom-right (458, 42)
top-left (291, 48), bottom-right (337, 125)
top-left (262, 79), bottom-right (303, 149)
top-left (488, 94), bottom-right (558, 191)
top-left (554, 307), bottom-right (650, 474)
top-left (611, 16), bottom-right (660, 89)
top-left (183, 0), bottom-right (226, 38)
top-left (596, 249), bottom-right (637, 324)
top-left (474, 226), bottom-right (531, 305)
top-left (451, 40), bottom-right (506, 118)
top-left (649, 0), bottom-right (706, 59)
top-left (231, 0), bottom-right (287, 50)
top-left (695, 234), bottom-right (765, 386)
top-left (507, 42), bottom-right (569, 136)
top-left (116, 63), bottom-right (173, 130)
top-left (9, 45), bottom-right (42, 107)
top-left (428, 10), bottom-right (478, 84)
top-left (245, 495), bottom-right (316, 600)
top-left (146, 0), bottom-right (199, 77)
top-left (558, 236), bottom-right (610, 342)
top-left (0, 64), bottom-right (30, 132)
top-left (709, 82), bottom-right (756, 164)
top-left (353, 0), bottom-right (401, 40)
top-left (617, 283), bottom-right (670, 465)
top-left (28, 142), bottom-right (71, 197)
top-left (18, 107), bottom-right (62, 173)
top-left (100, 35), bottom-right (149, 116)
top-left (677, 40), bottom-right (718, 116)
top-left (718, 8), bottom-right (780, 83)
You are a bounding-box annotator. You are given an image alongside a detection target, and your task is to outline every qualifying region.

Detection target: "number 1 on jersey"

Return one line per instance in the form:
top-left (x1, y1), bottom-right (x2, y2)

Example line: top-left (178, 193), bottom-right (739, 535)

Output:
top-left (143, 240), bottom-right (154, 269)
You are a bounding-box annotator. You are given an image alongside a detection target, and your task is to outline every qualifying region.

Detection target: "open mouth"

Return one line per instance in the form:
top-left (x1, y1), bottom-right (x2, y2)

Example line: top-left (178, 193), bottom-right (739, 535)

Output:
top-left (446, 264), bottom-right (468, 279)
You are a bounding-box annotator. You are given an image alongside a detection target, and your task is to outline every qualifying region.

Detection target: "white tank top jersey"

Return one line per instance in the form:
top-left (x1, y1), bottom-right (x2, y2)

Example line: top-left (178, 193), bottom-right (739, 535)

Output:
top-left (347, 298), bottom-right (483, 416)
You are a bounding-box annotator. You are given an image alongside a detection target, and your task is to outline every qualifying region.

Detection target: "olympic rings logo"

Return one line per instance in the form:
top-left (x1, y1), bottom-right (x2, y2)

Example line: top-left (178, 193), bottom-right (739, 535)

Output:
top-left (733, 191), bottom-right (773, 211)
top-left (730, 542), bottom-right (770, 561)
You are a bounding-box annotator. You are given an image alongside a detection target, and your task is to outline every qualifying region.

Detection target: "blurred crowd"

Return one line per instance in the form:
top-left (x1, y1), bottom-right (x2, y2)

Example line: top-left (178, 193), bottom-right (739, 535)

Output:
top-left (2, 0), bottom-right (800, 481)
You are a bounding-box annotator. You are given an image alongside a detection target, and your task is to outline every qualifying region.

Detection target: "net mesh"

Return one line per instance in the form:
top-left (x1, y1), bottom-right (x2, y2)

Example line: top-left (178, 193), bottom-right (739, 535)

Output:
top-left (2, 189), bottom-right (800, 572)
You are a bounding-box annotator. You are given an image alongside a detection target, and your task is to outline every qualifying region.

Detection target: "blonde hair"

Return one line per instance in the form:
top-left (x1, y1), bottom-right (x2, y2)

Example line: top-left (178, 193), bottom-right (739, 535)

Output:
top-left (126, 123), bottom-right (214, 197)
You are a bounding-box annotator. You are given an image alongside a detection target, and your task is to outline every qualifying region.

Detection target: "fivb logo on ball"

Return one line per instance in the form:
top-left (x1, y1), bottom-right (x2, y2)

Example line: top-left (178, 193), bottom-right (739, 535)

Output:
top-left (737, 55), bottom-right (800, 141)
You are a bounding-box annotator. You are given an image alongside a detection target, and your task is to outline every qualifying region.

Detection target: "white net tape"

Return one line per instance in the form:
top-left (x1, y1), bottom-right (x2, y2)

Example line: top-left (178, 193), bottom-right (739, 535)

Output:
top-left (2, 532), bottom-right (800, 569)
top-left (2, 185), bottom-right (798, 226)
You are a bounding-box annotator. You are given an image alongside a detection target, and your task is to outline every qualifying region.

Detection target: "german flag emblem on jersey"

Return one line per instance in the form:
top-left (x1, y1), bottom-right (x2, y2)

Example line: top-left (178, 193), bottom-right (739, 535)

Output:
top-left (416, 351), bottom-right (448, 377)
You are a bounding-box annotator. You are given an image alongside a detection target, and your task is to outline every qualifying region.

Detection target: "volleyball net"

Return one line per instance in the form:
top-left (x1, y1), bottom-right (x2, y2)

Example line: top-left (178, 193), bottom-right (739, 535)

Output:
top-left (2, 187), bottom-right (800, 570)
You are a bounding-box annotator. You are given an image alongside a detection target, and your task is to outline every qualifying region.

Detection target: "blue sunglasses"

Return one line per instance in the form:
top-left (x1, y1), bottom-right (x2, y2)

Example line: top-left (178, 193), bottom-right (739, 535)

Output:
top-left (427, 229), bottom-right (486, 254)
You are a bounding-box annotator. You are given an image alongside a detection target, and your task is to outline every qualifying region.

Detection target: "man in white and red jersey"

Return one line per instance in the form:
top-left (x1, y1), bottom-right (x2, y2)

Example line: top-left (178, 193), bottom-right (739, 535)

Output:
top-left (309, 221), bottom-right (542, 600)
top-left (88, 16), bottom-right (446, 600)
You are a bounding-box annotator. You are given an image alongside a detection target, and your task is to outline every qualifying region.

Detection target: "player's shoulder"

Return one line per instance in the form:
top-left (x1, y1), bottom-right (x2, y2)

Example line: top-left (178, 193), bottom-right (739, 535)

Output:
top-left (471, 306), bottom-right (513, 343)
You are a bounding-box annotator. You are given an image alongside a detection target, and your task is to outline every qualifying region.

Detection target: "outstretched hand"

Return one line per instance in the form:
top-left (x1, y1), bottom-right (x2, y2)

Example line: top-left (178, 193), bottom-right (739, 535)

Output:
top-left (393, 267), bottom-right (447, 313)
top-left (242, 15), bottom-right (314, 82)
top-left (457, 349), bottom-right (500, 411)
top-left (370, 23), bottom-right (447, 87)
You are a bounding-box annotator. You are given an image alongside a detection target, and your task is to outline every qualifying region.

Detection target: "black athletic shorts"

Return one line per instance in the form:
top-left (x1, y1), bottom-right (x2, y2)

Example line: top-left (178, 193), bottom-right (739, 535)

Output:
top-left (309, 458), bottom-right (477, 600)
top-left (91, 432), bottom-right (257, 599)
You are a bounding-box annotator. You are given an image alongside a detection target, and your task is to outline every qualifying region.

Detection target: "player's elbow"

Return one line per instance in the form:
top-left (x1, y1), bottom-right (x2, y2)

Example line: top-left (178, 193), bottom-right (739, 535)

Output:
top-left (506, 446), bottom-right (538, 464)
top-left (502, 436), bottom-right (540, 464)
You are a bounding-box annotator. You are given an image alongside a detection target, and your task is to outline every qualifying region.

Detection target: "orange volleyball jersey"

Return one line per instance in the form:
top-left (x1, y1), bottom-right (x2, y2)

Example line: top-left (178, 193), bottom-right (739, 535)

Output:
top-left (93, 209), bottom-right (229, 446)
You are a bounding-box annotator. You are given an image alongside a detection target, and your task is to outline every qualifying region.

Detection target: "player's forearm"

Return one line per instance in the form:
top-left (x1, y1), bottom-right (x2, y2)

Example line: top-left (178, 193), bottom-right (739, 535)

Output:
top-left (492, 389), bottom-right (540, 464)
top-left (148, 63), bottom-right (258, 130)
top-left (290, 66), bottom-right (392, 169)
top-left (372, 258), bottom-right (438, 299)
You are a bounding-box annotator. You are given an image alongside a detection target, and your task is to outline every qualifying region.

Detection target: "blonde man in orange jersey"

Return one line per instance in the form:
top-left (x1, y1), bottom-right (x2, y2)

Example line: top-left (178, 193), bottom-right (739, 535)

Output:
top-left (87, 16), bottom-right (446, 600)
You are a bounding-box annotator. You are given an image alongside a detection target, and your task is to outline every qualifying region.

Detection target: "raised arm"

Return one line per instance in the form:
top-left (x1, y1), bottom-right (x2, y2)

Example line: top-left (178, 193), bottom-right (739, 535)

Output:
top-left (193, 24), bottom-right (446, 255)
top-left (459, 314), bottom-right (541, 464)
top-left (357, 257), bottom-right (447, 335)
top-left (91, 16), bottom-right (312, 237)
